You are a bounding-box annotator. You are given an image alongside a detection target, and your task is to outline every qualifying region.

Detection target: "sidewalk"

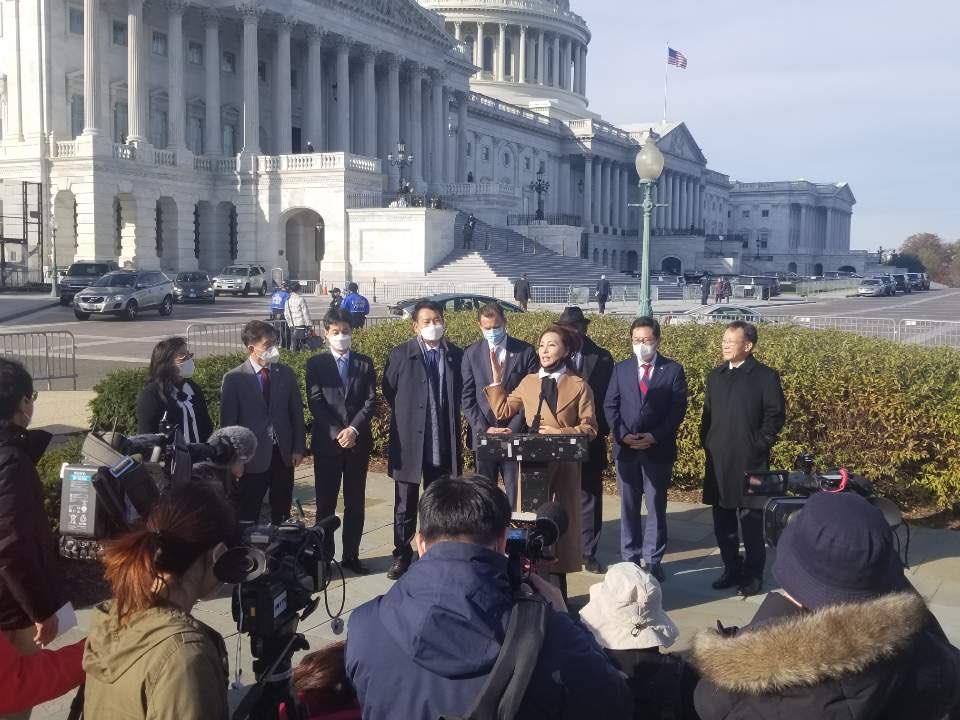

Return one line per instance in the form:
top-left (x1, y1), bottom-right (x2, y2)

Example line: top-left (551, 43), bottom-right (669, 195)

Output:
top-left (0, 292), bottom-right (59, 323)
top-left (34, 463), bottom-right (960, 718)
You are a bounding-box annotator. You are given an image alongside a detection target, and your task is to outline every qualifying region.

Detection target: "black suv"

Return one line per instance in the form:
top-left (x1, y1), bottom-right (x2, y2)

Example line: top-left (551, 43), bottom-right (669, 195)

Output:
top-left (891, 273), bottom-right (912, 294)
top-left (58, 261), bottom-right (119, 305)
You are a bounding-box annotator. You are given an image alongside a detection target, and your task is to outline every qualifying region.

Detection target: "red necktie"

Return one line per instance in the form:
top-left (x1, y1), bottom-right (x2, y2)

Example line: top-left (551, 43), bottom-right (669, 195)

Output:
top-left (259, 366), bottom-right (271, 404)
top-left (639, 363), bottom-right (652, 397)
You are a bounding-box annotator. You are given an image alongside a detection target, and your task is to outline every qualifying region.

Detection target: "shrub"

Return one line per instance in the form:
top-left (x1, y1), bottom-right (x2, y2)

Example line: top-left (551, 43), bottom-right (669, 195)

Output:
top-left (89, 314), bottom-right (960, 509)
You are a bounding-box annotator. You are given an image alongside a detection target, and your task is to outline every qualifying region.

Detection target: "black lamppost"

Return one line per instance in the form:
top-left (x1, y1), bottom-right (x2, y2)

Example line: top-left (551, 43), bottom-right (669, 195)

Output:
top-left (529, 164), bottom-right (550, 221)
top-left (387, 140), bottom-right (414, 198)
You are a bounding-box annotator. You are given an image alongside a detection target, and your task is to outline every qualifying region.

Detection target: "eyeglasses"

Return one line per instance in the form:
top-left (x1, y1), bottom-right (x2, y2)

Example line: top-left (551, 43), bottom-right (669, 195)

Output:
top-left (176, 352), bottom-right (195, 362)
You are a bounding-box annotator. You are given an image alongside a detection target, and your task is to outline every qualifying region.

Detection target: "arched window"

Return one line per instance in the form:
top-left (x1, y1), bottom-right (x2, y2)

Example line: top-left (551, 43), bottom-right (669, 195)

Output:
top-left (602, 249), bottom-right (609, 266)
top-left (483, 37), bottom-right (495, 73)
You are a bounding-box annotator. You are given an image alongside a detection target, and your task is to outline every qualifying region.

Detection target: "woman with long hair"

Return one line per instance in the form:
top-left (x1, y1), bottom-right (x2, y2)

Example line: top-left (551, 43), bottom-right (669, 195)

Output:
top-left (82, 484), bottom-right (235, 719)
top-left (136, 336), bottom-right (212, 442)
top-left (485, 324), bottom-right (598, 590)
top-left (286, 641), bottom-right (361, 720)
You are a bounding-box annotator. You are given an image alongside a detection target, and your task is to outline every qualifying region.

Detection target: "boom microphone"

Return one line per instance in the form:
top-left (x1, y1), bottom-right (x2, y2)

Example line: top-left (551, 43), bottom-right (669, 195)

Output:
top-left (314, 514), bottom-right (342, 535)
top-left (205, 426), bottom-right (258, 467)
top-left (533, 501), bottom-right (568, 547)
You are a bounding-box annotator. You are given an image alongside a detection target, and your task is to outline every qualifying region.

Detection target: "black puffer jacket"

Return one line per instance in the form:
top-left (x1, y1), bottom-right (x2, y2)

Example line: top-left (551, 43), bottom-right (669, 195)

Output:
top-left (0, 426), bottom-right (62, 630)
top-left (691, 590), bottom-right (960, 720)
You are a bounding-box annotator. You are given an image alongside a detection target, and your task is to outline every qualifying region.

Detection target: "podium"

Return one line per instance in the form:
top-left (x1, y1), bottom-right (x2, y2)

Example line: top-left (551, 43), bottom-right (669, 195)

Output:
top-left (476, 433), bottom-right (589, 514)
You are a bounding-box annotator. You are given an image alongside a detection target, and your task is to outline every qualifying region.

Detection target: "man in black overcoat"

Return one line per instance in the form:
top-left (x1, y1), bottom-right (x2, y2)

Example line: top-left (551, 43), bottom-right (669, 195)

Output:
top-left (700, 320), bottom-right (785, 596)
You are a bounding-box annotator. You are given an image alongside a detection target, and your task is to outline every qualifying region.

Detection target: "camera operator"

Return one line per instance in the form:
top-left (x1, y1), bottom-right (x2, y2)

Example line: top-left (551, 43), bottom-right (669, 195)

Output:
top-left (0, 359), bottom-right (65, 720)
top-left (136, 337), bottom-right (213, 443)
top-left (82, 483), bottom-right (236, 720)
top-left (691, 491), bottom-right (960, 720)
top-left (346, 474), bottom-right (631, 720)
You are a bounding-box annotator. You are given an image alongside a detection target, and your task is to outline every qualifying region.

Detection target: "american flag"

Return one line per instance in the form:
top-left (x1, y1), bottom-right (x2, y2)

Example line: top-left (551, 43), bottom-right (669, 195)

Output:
top-left (667, 47), bottom-right (688, 69)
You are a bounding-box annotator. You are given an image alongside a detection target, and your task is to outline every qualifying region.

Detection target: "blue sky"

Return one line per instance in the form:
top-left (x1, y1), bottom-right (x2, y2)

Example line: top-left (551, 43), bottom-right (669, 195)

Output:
top-left (581, 0), bottom-right (959, 250)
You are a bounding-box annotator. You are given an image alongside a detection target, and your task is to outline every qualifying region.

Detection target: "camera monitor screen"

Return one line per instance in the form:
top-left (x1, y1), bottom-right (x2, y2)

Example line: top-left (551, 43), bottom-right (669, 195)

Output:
top-left (743, 471), bottom-right (790, 497)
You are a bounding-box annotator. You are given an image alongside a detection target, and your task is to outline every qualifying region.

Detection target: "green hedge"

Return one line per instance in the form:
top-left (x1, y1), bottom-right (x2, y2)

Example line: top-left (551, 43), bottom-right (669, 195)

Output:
top-left (89, 313), bottom-right (960, 509)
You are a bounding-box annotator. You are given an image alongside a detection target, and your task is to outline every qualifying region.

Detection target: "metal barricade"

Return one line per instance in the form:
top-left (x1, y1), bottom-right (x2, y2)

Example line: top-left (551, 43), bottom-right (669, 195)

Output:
top-left (0, 331), bottom-right (77, 389)
top-left (530, 285), bottom-right (591, 304)
top-left (186, 322), bottom-right (253, 358)
top-left (899, 318), bottom-right (960, 347)
top-left (790, 316), bottom-right (899, 341)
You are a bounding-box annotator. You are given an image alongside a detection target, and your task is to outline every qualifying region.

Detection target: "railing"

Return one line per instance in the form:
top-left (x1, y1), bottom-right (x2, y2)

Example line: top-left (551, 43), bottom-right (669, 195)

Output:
top-left (653, 227), bottom-right (706, 237)
top-left (346, 191), bottom-right (451, 209)
top-left (153, 149), bottom-right (176, 167)
top-left (369, 282), bottom-right (513, 304)
top-left (444, 181), bottom-right (518, 197)
top-left (54, 141), bottom-right (78, 158)
top-left (193, 155), bottom-right (238, 173)
top-left (466, 92), bottom-right (561, 131)
top-left (507, 213), bottom-right (582, 227)
top-left (0, 331), bottom-right (77, 390)
top-left (112, 143), bottom-right (136, 161)
top-left (186, 317), bottom-right (388, 357)
top-left (419, 0), bottom-right (588, 27)
top-left (566, 118), bottom-right (635, 144)
top-left (256, 152), bottom-right (381, 174)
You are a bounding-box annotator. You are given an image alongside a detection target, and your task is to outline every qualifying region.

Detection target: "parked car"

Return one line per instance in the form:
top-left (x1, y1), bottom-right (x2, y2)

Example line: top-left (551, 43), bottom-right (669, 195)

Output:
top-left (173, 271), bottom-right (215, 303)
top-left (872, 275), bottom-right (896, 296)
top-left (389, 293), bottom-right (524, 319)
top-left (906, 272), bottom-right (926, 291)
top-left (58, 261), bottom-right (119, 305)
top-left (211, 264), bottom-right (269, 296)
top-left (666, 304), bottom-right (769, 325)
top-left (733, 275), bottom-right (781, 299)
top-left (73, 270), bottom-right (174, 321)
top-left (891, 273), bottom-right (912, 294)
top-left (857, 278), bottom-right (886, 297)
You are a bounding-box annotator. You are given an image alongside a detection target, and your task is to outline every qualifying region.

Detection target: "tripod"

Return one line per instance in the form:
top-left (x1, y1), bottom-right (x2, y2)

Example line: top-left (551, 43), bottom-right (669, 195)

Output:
top-left (233, 626), bottom-right (310, 720)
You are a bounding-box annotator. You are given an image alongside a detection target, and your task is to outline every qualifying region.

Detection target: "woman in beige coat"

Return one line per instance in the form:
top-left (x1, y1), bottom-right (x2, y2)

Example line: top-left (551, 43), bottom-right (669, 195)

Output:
top-left (484, 324), bottom-right (598, 585)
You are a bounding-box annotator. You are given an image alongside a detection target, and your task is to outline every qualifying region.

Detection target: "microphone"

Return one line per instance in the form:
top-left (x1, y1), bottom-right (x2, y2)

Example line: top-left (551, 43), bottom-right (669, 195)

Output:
top-left (314, 514), bottom-right (342, 535)
top-left (204, 426), bottom-right (258, 467)
top-left (532, 501), bottom-right (568, 547)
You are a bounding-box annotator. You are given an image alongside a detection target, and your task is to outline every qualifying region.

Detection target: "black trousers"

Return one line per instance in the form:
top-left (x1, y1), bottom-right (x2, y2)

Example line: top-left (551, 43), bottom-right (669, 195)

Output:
top-left (314, 447), bottom-right (370, 561)
top-left (580, 456), bottom-right (605, 559)
top-left (598, 297), bottom-right (608, 314)
top-left (237, 445), bottom-right (294, 524)
top-left (394, 463), bottom-right (447, 561)
top-left (712, 505), bottom-right (766, 580)
top-left (475, 456), bottom-right (519, 510)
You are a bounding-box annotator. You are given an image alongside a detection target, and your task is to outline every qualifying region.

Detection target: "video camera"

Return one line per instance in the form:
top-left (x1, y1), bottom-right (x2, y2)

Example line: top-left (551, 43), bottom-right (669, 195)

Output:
top-left (742, 451), bottom-right (892, 547)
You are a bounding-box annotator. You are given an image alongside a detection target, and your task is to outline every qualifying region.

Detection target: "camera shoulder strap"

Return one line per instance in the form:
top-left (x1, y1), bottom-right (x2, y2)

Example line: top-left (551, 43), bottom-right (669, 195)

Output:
top-left (440, 596), bottom-right (549, 720)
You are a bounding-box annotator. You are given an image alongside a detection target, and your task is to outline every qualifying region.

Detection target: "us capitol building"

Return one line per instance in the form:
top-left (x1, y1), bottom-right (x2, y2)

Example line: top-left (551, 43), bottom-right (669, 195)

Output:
top-left (0, 0), bottom-right (870, 287)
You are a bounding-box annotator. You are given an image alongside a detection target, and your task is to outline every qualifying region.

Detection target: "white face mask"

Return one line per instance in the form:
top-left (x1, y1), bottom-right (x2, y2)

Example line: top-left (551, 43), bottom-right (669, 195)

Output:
top-left (260, 346), bottom-right (281, 365)
top-left (178, 357), bottom-right (196, 379)
top-left (633, 342), bottom-right (658, 363)
top-left (419, 324), bottom-right (446, 343)
top-left (328, 334), bottom-right (352, 352)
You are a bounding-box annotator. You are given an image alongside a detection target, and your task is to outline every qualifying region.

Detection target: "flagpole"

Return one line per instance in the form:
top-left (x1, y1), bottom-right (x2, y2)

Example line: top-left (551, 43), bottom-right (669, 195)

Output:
top-left (663, 43), bottom-right (669, 123)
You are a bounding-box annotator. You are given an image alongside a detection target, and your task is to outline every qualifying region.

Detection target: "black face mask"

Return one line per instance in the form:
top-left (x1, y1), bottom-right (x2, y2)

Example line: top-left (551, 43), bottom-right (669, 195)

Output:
top-left (541, 357), bottom-right (567, 374)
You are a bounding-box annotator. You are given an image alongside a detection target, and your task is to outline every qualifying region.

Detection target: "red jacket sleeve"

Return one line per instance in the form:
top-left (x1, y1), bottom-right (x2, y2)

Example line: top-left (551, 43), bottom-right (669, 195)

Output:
top-left (0, 635), bottom-right (85, 714)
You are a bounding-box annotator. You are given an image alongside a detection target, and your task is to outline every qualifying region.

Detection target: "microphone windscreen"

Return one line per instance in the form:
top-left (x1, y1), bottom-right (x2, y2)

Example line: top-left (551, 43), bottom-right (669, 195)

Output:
top-left (315, 514), bottom-right (342, 534)
top-left (208, 426), bottom-right (258, 466)
top-left (536, 501), bottom-right (569, 538)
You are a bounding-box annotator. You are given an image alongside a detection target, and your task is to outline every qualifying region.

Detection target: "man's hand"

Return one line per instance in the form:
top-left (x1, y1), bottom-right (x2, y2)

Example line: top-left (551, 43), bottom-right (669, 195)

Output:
top-left (525, 573), bottom-right (568, 613)
top-left (34, 614), bottom-right (58, 647)
top-left (291, 453), bottom-right (304, 467)
top-left (485, 427), bottom-right (512, 435)
top-left (337, 427), bottom-right (358, 448)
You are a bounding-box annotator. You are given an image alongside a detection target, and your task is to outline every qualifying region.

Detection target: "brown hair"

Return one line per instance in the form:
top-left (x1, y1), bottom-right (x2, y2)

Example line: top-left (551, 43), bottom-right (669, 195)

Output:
top-left (476, 302), bottom-right (506, 323)
top-left (102, 483), bottom-right (234, 624)
top-left (293, 641), bottom-right (357, 706)
top-left (147, 336), bottom-right (189, 389)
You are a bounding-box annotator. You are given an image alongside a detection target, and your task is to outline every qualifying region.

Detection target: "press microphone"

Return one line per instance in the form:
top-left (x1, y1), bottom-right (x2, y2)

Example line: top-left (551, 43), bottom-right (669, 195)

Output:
top-left (532, 501), bottom-right (568, 547)
top-left (314, 514), bottom-right (342, 536)
top-left (204, 426), bottom-right (258, 467)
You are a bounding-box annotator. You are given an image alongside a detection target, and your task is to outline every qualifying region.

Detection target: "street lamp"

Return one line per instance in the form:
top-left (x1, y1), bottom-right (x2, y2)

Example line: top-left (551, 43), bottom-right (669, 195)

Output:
top-left (387, 140), bottom-right (414, 199)
top-left (529, 163), bottom-right (550, 222)
top-left (634, 130), bottom-right (665, 317)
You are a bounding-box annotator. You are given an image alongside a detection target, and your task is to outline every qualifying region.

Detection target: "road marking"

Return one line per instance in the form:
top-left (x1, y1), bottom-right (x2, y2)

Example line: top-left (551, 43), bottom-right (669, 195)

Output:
top-left (816, 289), bottom-right (960, 317)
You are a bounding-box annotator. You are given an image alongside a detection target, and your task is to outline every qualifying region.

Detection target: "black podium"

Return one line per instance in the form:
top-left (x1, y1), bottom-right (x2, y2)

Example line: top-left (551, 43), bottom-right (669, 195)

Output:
top-left (476, 433), bottom-right (589, 514)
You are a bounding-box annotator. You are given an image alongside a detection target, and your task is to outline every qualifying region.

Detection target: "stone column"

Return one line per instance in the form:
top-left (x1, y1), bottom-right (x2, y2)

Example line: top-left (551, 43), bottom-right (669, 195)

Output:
top-left (518, 25), bottom-right (527, 83)
top-left (361, 48), bottom-right (377, 157)
top-left (612, 166), bottom-right (622, 229)
top-left (558, 156), bottom-right (570, 217)
top-left (239, 4), bottom-right (261, 155)
top-left (126, 0), bottom-right (147, 146)
top-left (476, 22), bottom-right (484, 72)
top-left (335, 39), bottom-right (351, 152)
top-left (386, 55), bottom-right (401, 188)
top-left (81, 0), bottom-right (100, 135)
top-left (582, 155), bottom-right (593, 227)
top-left (456, 92), bottom-right (467, 182)
top-left (497, 23), bottom-right (506, 81)
top-left (274, 19), bottom-right (293, 155)
top-left (203, 11), bottom-right (221, 155)
top-left (572, 43), bottom-right (580, 94)
top-left (431, 72), bottom-right (444, 188)
top-left (537, 29), bottom-right (545, 85)
top-left (824, 208), bottom-right (833, 249)
top-left (561, 37), bottom-right (570, 90)
top-left (581, 45), bottom-right (587, 96)
top-left (593, 158), bottom-right (602, 228)
top-left (305, 27), bottom-right (324, 151)
top-left (453, 21), bottom-right (461, 40)
top-left (441, 85), bottom-right (451, 183)
top-left (5, 0), bottom-right (23, 140)
top-left (670, 172), bottom-right (679, 230)
top-left (166, 2), bottom-right (186, 148)
top-left (551, 34), bottom-right (560, 87)
top-left (409, 63), bottom-right (423, 187)
top-left (601, 160), bottom-right (611, 226)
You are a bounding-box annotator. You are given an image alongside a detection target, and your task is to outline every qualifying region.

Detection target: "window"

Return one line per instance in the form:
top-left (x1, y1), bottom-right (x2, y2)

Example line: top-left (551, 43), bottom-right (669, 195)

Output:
top-left (741, 210), bottom-right (750, 218)
top-left (68, 7), bottom-right (83, 34)
top-left (481, 146), bottom-right (490, 161)
top-left (291, 69), bottom-right (299, 89)
top-left (188, 40), bottom-right (203, 65)
top-left (151, 30), bottom-right (167, 56)
top-left (113, 102), bottom-right (128, 143)
top-left (149, 107), bottom-right (168, 148)
top-left (222, 124), bottom-right (236, 155)
top-left (70, 94), bottom-right (84, 138)
top-left (466, 141), bottom-right (472, 157)
top-left (258, 60), bottom-right (268, 83)
top-left (761, 209), bottom-right (769, 218)
top-left (524, 156), bottom-right (531, 171)
top-left (112, 20), bottom-right (127, 46)
top-left (503, 152), bottom-right (510, 167)
top-left (221, 51), bottom-right (236, 74)
top-left (759, 233), bottom-right (769, 249)
top-left (187, 115), bottom-right (204, 154)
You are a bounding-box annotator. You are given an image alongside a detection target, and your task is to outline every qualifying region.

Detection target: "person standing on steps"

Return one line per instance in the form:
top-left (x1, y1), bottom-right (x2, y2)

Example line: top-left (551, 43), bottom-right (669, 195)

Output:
top-left (597, 275), bottom-right (612, 315)
top-left (513, 272), bottom-right (531, 311)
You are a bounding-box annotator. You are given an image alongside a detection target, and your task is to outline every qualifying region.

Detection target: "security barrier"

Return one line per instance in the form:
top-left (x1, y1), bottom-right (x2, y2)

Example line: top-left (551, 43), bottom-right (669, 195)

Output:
top-left (0, 330), bottom-right (77, 389)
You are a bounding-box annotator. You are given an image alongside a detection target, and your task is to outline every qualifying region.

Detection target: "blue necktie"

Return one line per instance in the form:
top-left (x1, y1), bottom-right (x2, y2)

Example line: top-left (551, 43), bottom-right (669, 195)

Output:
top-left (337, 355), bottom-right (348, 388)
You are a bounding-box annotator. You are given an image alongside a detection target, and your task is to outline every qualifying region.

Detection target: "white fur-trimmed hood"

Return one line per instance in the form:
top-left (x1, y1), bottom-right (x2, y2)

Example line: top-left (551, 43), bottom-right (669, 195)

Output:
top-left (691, 592), bottom-right (928, 694)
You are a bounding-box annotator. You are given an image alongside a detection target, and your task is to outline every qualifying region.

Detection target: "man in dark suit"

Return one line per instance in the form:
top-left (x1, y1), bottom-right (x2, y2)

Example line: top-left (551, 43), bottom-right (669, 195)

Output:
top-left (558, 306), bottom-right (615, 574)
top-left (305, 309), bottom-right (376, 575)
top-left (221, 320), bottom-right (306, 524)
top-left (604, 317), bottom-right (688, 581)
top-left (513, 273), bottom-right (531, 311)
top-left (383, 300), bottom-right (463, 580)
top-left (596, 275), bottom-right (611, 315)
top-left (701, 320), bottom-right (785, 597)
top-left (461, 303), bottom-right (538, 508)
